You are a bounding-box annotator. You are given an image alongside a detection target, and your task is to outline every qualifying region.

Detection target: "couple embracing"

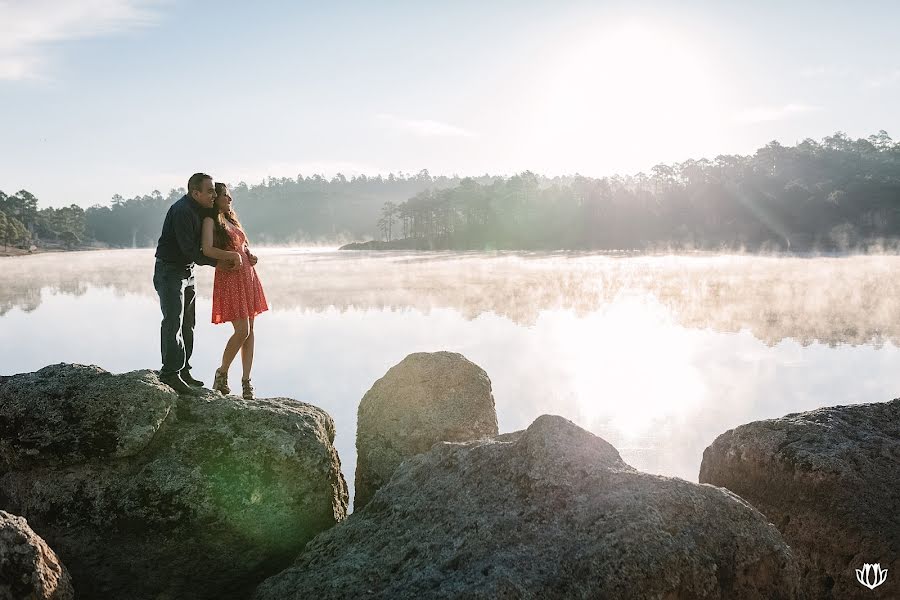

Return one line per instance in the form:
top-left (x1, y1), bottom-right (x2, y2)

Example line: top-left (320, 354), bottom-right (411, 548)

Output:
top-left (153, 172), bottom-right (268, 399)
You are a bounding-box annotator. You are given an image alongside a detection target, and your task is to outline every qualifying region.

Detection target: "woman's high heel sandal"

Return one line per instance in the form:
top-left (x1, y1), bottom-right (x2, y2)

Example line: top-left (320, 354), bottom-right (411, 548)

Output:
top-left (213, 368), bottom-right (230, 395)
top-left (242, 378), bottom-right (254, 400)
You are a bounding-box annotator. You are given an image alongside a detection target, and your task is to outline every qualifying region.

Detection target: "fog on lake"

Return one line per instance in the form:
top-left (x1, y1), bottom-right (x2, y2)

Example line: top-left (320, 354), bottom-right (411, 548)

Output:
top-left (2, 248), bottom-right (898, 509)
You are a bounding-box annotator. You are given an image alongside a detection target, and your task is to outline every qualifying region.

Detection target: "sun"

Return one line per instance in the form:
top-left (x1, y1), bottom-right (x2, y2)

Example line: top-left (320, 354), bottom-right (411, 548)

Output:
top-left (528, 20), bottom-right (726, 173)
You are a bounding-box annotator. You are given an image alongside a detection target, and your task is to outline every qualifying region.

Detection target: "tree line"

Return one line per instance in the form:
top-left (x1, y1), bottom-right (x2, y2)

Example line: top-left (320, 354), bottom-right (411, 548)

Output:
top-left (2, 131), bottom-right (899, 252)
top-left (0, 172), bottom-right (466, 250)
top-left (0, 190), bottom-right (84, 250)
top-left (375, 131), bottom-right (900, 251)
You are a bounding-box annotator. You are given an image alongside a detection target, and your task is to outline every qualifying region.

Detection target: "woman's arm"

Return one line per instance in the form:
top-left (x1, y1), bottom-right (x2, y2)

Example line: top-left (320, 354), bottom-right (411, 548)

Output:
top-left (245, 242), bottom-right (258, 266)
top-left (202, 218), bottom-right (242, 266)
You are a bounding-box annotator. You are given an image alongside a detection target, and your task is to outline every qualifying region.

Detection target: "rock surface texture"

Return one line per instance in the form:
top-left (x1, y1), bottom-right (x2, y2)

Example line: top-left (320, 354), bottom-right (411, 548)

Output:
top-left (258, 414), bottom-right (799, 600)
top-left (700, 399), bottom-right (900, 599)
top-left (354, 351), bottom-right (498, 509)
top-left (0, 510), bottom-right (74, 600)
top-left (0, 363), bottom-right (348, 600)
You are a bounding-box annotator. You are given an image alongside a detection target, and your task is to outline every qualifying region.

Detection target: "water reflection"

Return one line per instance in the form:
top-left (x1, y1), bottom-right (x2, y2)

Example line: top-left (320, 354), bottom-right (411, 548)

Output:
top-left (1, 249), bottom-right (898, 510)
top-left (2, 249), bottom-right (899, 346)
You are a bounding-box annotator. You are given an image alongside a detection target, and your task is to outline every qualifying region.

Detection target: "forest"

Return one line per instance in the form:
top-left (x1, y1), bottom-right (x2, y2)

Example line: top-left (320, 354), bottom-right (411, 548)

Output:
top-left (2, 131), bottom-right (898, 252)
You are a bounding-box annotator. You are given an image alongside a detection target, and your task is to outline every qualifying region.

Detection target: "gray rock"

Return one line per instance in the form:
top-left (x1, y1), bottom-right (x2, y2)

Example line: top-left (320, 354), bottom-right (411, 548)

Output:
top-left (700, 399), bottom-right (900, 599)
top-left (257, 414), bottom-right (799, 599)
top-left (0, 363), bottom-right (348, 600)
top-left (0, 510), bottom-right (74, 600)
top-left (0, 364), bottom-right (171, 470)
top-left (354, 351), bottom-right (498, 509)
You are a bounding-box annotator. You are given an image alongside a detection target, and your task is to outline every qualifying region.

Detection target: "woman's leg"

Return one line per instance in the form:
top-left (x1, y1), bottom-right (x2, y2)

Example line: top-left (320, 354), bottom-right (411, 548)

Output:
top-left (219, 318), bottom-right (250, 374)
top-left (241, 317), bottom-right (255, 381)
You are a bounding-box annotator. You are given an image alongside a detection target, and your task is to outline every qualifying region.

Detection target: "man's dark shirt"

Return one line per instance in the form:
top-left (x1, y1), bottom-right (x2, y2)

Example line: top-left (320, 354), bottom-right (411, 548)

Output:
top-left (155, 195), bottom-right (217, 267)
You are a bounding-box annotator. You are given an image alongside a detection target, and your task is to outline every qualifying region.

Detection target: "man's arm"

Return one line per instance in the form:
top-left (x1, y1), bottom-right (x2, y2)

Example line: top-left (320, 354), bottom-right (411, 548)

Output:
top-left (174, 208), bottom-right (216, 266)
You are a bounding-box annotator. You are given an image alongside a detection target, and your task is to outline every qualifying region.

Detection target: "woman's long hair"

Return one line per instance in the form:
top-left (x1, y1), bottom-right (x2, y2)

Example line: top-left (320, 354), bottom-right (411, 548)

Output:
top-left (213, 183), bottom-right (247, 250)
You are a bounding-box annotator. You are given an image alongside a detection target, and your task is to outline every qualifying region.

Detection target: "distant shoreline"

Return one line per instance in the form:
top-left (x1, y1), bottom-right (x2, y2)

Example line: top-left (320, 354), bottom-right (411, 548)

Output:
top-left (0, 246), bottom-right (106, 258)
top-left (4, 244), bottom-right (899, 259)
top-left (338, 238), bottom-right (900, 257)
top-left (0, 246), bottom-right (62, 258)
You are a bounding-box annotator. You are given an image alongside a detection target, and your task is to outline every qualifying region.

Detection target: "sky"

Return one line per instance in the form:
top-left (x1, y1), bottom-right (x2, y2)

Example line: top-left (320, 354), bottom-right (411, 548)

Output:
top-left (1, 0), bottom-right (899, 208)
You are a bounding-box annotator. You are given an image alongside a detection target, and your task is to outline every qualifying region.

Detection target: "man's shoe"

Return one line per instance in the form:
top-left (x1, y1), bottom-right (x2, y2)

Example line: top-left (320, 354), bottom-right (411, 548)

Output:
top-left (180, 370), bottom-right (204, 387)
top-left (160, 373), bottom-right (200, 396)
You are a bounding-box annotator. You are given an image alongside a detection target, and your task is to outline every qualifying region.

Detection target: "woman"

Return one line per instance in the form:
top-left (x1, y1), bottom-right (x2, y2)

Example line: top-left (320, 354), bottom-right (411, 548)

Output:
top-left (201, 183), bottom-right (269, 399)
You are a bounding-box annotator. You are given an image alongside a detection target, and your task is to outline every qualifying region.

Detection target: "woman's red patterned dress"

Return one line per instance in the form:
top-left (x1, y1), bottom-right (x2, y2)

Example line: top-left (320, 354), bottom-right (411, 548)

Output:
top-left (211, 221), bottom-right (269, 324)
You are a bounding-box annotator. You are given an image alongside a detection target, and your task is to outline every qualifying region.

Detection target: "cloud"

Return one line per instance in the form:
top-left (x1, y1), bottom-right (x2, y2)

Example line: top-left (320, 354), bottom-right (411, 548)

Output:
top-left (0, 55), bottom-right (42, 81)
top-left (0, 0), bottom-right (162, 81)
top-left (800, 65), bottom-right (849, 79)
top-left (376, 114), bottom-right (477, 137)
top-left (735, 103), bottom-right (823, 124)
top-left (865, 69), bottom-right (900, 89)
top-left (800, 66), bottom-right (828, 78)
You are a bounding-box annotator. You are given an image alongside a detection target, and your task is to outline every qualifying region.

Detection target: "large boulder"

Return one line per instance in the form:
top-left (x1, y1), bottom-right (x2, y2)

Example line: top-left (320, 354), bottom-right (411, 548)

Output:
top-left (0, 510), bottom-right (73, 600)
top-left (700, 399), bottom-right (900, 599)
top-left (354, 351), bottom-right (498, 509)
top-left (0, 363), bottom-right (348, 600)
top-left (257, 414), bottom-right (799, 599)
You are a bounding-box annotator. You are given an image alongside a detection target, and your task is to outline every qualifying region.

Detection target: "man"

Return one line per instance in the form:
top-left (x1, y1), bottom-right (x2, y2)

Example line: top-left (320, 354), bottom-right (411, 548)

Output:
top-left (153, 173), bottom-right (232, 395)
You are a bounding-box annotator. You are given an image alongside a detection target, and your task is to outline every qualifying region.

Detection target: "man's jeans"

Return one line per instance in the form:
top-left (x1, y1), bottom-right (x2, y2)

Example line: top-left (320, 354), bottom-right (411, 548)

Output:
top-left (153, 259), bottom-right (196, 377)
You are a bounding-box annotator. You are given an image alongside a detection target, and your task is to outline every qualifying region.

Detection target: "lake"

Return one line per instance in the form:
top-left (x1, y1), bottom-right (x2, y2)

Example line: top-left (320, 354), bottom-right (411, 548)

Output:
top-left (1, 248), bottom-right (898, 510)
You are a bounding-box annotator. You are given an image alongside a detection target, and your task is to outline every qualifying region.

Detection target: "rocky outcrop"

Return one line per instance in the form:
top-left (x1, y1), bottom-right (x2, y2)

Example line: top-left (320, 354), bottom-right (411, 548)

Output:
top-left (0, 510), bottom-right (74, 600)
top-left (700, 399), bottom-right (900, 599)
top-left (354, 351), bottom-right (498, 509)
top-left (0, 363), bottom-right (348, 600)
top-left (257, 415), bottom-right (799, 599)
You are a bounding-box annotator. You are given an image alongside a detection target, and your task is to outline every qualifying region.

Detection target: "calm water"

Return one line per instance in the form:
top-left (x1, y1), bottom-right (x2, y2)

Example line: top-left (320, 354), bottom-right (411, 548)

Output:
top-left (2, 249), bottom-right (899, 510)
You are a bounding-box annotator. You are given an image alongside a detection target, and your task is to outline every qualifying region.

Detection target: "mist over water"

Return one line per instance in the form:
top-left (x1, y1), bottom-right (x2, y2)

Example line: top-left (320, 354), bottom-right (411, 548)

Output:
top-left (2, 248), bottom-right (898, 509)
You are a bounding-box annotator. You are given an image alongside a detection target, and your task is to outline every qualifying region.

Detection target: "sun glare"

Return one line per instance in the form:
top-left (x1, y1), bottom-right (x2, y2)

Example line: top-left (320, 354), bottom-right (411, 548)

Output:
top-left (545, 294), bottom-right (706, 440)
top-left (530, 20), bottom-right (725, 173)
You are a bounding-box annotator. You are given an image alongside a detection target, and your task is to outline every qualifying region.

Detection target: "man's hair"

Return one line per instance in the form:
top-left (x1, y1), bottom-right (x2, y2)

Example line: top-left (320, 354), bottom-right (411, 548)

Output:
top-left (187, 173), bottom-right (212, 194)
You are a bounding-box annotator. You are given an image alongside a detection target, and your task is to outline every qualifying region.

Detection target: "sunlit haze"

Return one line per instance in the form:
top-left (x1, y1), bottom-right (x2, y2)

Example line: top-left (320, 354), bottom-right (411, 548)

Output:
top-left (2, 1), bottom-right (899, 207)
top-left (3, 249), bottom-right (899, 489)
